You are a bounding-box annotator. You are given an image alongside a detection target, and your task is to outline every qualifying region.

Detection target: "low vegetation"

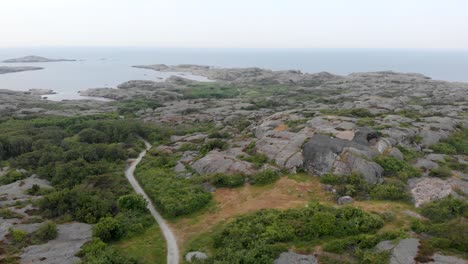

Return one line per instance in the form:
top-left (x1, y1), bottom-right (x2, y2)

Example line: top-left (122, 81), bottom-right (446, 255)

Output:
top-left (135, 150), bottom-right (212, 217)
top-left (199, 203), bottom-right (384, 263)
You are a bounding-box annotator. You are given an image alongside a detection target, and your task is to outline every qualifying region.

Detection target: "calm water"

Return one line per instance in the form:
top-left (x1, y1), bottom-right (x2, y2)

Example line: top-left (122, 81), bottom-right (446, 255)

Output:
top-left (0, 47), bottom-right (467, 100)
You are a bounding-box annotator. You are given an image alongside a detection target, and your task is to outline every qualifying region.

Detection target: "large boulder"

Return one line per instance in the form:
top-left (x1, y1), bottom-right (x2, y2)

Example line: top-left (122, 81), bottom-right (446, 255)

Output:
top-left (186, 251), bottom-right (208, 262)
top-left (391, 238), bottom-right (420, 264)
top-left (274, 251), bottom-right (318, 264)
top-left (302, 130), bottom-right (384, 183)
top-left (192, 151), bottom-right (256, 175)
top-left (255, 128), bottom-right (313, 172)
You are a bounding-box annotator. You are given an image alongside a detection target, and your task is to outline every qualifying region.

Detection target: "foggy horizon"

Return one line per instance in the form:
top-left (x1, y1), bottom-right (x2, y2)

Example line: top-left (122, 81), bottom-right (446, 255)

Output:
top-left (2, 0), bottom-right (468, 50)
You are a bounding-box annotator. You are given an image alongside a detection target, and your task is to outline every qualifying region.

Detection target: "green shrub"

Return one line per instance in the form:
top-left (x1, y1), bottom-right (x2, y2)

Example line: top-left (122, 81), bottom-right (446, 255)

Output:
top-left (118, 194), bottom-right (148, 212)
top-left (81, 239), bottom-right (139, 264)
top-left (370, 182), bottom-right (410, 201)
top-left (200, 139), bottom-right (228, 155)
top-left (208, 131), bottom-right (232, 139)
top-left (10, 228), bottom-right (28, 244)
top-left (320, 173), bottom-right (341, 185)
top-left (243, 141), bottom-right (256, 155)
top-left (375, 155), bottom-right (421, 180)
top-left (431, 128), bottom-right (468, 155)
top-left (239, 153), bottom-right (269, 168)
top-left (136, 155), bottom-right (212, 217)
top-left (34, 221), bottom-right (58, 242)
top-left (210, 173), bottom-right (245, 188)
top-left (251, 169), bottom-right (280, 185)
top-left (431, 143), bottom-right (457, 154)
top-left (179, 143), bottom-right (198, 151)
top-left (320, 108), bottom-right (375, 118)
top-left (420, 196), bottom-right (467, 222)
top-left (0, 209), bottom-right (24, 219)
top-left (359, 251), bottom-right (391, 264)
top-left (115, 210), bottom-right (154, 238)
top-left (207, 203), bottom-right (383, 263)
top-left (93, 216), bottom-right (123, 242)
top-left (429, 166), bottom-right (452, 178)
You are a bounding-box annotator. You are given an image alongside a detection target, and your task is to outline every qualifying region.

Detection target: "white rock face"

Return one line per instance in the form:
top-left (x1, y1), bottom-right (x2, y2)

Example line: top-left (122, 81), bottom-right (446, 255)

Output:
top-left (192, 151), bottom-right (256, 175)
top-left (0, 175), bottom-right (51, 207)
top-left (185, 251), bottom-right (208, 262)
top-left (274, 251), bottom-right (318, 264)
top-left (390, 238), bottom-right (420, 264)
top-left (409, 177), bottom-right (452, 207)
top-left (255, 128), bottom-right (313, 171)
top-left (20, 223), bottom-right (92, 264)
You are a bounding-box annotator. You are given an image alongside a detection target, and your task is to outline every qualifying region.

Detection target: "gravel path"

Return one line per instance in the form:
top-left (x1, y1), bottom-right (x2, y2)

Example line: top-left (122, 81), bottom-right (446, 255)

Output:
top-left (125, 140), bottom-right (180, 264)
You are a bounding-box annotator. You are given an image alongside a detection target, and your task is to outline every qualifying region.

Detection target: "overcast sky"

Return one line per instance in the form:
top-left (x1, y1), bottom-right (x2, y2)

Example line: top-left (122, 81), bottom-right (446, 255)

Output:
top-left (1, 0), bottom-right (467, 49)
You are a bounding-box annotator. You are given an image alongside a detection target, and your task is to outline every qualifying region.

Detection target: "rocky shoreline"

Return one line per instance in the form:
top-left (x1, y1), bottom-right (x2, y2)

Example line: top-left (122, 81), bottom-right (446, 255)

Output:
top-left (0, 66), bottom-right (43, 74)
top-left (2, 55), bottom-right (76, 63)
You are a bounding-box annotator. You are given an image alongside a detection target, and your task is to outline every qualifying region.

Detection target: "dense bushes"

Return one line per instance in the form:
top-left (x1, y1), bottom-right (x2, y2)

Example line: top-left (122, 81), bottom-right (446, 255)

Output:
top-left (320, 173), bottom-right (371, 200)
top-left (135, 153), bottom-right (212, 217)
top-left (410, 196), bottom-right (468, 256)
top-left (238, 153), bottom-right (269, 168)
top-left (94, 217), bottom-right (122, 242)
top-left (39, 187), bottom-right (115, 224)
top-left (203, 203), bottom-right (383, 263)
top-left (323, 231), bottom-right (401, 254)
top-left (116, 98), bottom-right (162, 116)
top-left (374, 155), bottom-right (421, 180)
top-left (209, 173), bottom-right (245, 188)
top-left (370, 180), bottom-right (411, 201)
top-left (420, 196), bottom-right (467, 222)
top-left (182, 83), bottom-right (240, 99)
top-left (320, 173), bottom-right (411, 202)
top-left (33, 222), bottom-right (58, 242)
top-left (430, 128), bottom-right (468, 155)
top-left (200, 139), bottom-right (228, 155)
top-left (250, 169), bottom-right (280, 185)
top-left (429, 166), bottom-right (452, 178)
top-left (320, 108), bottom-right (375, 118)
top-left (118, 194), bottom-right (148, 212)
top-left (80, 238), bottom-right (139, 264)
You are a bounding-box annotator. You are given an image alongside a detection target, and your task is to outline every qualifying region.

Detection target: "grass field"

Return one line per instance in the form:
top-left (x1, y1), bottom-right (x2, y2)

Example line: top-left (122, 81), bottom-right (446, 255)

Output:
top-left (115, 225), bottom-right (167, 264)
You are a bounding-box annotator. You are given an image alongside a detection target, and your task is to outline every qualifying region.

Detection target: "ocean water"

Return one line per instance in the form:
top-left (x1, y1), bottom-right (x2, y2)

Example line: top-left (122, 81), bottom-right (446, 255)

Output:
top-left (0, 47), bottom-right (467, 100)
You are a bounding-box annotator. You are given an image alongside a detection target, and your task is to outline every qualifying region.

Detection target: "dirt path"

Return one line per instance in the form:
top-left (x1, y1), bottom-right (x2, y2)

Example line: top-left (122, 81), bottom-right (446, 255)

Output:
top-left (125, 140), bottom-right (180, 264)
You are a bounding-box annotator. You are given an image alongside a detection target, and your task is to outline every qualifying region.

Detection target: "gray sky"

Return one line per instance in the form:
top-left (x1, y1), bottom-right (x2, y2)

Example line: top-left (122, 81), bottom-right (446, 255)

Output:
top-left (1, 0), bottom-right (467, 49)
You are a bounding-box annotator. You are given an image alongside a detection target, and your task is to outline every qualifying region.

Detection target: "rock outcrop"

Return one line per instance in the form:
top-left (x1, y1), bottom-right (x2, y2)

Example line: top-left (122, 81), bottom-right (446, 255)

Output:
top-left (20, 223), bottom-right (92, 264)
top-left (274, 251), bottom-right (318, 264)
top-left (192, 151), bottom-right (256, 175)
top-left (302, 129), bottom-right (385, 183)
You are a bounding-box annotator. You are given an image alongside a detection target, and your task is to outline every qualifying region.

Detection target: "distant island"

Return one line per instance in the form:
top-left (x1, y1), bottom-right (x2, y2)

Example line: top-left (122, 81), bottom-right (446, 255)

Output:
top-left (0, 66), bottom-right (43, 74)
top-left (2, 55), bottom-right (76, 63)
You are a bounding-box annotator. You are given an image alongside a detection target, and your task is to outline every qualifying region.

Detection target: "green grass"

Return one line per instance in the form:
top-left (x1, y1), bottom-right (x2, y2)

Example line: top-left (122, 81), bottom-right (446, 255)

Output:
top-left (114, 225), bottom-right (167, 264)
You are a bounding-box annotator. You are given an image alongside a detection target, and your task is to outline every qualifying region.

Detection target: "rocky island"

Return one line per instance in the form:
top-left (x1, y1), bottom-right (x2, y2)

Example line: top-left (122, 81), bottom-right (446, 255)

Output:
top-left (2, 55), bottom-right (76, 63)
top-left (1, 65), bottom-right (467, 264)
top-left (0, 66), bottom-right (43, 74)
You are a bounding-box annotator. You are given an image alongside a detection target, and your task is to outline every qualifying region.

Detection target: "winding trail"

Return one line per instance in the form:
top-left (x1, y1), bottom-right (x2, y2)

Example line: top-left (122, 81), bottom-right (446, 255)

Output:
top-left (125, 140), bottom-right (180, 264)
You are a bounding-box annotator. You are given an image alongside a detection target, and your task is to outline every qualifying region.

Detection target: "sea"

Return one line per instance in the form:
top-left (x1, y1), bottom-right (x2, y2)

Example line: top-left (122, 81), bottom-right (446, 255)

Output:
top-left (0, 47), bottom-right (467, 101)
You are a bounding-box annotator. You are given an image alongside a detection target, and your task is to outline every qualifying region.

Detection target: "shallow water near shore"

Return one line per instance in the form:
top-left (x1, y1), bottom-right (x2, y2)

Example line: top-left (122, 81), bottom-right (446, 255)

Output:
top-left (0, 47), bottom-right (467, 100)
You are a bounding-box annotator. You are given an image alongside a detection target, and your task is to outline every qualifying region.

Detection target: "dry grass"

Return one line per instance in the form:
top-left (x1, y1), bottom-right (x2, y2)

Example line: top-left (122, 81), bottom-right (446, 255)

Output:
top-left (172, 175), bottom-right (334, 249)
